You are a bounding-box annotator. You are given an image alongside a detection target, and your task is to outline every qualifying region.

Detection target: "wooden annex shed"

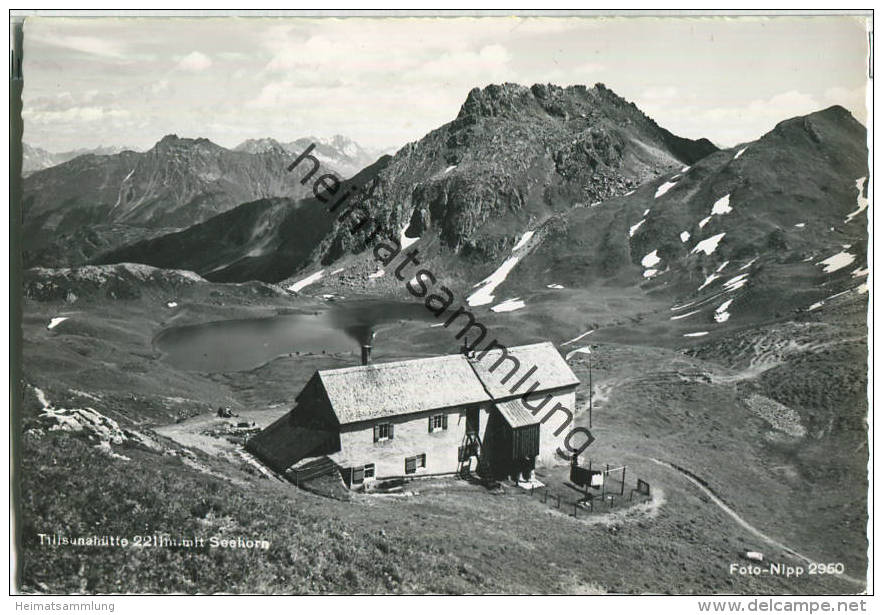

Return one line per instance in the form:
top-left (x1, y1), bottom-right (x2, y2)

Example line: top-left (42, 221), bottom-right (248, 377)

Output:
top-left (246, 342), bottom-right (579, 488)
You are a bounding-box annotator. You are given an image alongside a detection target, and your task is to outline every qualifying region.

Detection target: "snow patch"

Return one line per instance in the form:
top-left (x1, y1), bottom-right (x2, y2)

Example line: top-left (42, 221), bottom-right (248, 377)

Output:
top-left (289, 270), bottom-right (324, 292)
top-left (680, 231), bottom-right (691, 243)
top-left (851, 267), bottom-right (869, 278)
top-left (368, 268), bottom-right (385, 279)
top-left (710, 194), bottom-right (732, 216)
top-left (722, 273), bottom-right (749, 292)
top-left (691, 233), bottom-right (726, 256)
top-left (166, 301), bottom-right (178, 308)
top-left (562, 330), bottom-right (594, 346)
top-left (808, 301), bottom-right (824, 311)
top-left (467, 231), bottom-right (535, 307)
top-left (716, 261), bottom-right (730, 273)
top-left (70, 389), bottom-right (102, 402)
top-left (47, 317), bottom-right (68, 330)
top-left (683, 331), bottom-right (709, 338)
top-left (794, 223), bottom-right (805, 228)
top-left (818, 252), bottom-right (856, 273)
top-left (681, 165), bottom-right (690, 173)
top-left (643, 269), bottom-right (660, 279)
top-left (670, 309), bottom-right (701, 321)
top-left (698, 273), bottom-right (721, 291)
top-left (467, 255), bottom-right (522, 307)
top-left (641, 249), bottom-right (661, 268)
top-left (34, 387), bottom-right (51, 409)
top-left (546, 283), bottom-right (564, 289)
top-left (643, 208), bottom-right (650, 217)
top-left (399, 226), bottom-right (419, 250)
top-left (331, 268), bottom-right (345, 275)
top-left (714, 299), bottom-right (733, 323)
top-left (491, 298), bottom-right (526, 313)
top-left (564, 346), bottom-right (592, 361)
top-left (826, 290), bottom-right (850, 301)
top-left (697, 194), bottom-right (732, 230)
top-left (444, 165), bottom-right (457, 174)
top-left (845, 177), bottom-right (868, 223)
top-left (629, 219), bottom-right (645, 237)
top-left (734, 147), bottom-right (748, 159)
top-left (740, 258), bottom-right (758, 270)
top-left (512, 231), bottom-right (535, 251)
top-left (857, 283), bottom-right (868, 294)
top-left (655, 180), bottom-right (678, 198)
top-left (625, 190), bottom-right (635, 196)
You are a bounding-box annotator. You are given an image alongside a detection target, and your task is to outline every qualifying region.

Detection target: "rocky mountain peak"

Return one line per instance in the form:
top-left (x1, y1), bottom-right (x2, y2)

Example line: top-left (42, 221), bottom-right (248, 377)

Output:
top-left (151, 134), bottom-right (221, 154)
top-left (234, 138), bottom-right (286, 154)
top-left (769, 105), bottom-right (863, 137)
top-left (455, 82), bottom-right (639, 124)
top-left (762, 105), bottom-right (866, 160)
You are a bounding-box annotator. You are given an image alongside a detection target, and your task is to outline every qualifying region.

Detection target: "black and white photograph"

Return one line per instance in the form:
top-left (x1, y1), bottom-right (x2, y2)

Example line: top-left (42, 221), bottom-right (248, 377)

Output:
top-left (8, 8), bottom-right (874, 604)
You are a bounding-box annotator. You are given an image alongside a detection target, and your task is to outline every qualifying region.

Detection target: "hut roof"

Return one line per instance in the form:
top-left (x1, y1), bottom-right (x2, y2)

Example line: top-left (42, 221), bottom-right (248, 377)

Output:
top-left (469, 341), bottom-right (579, 399)
top-left (495, 399), bottom-right (541, 429)
top-left (315, 342), bottom-right (578, 425)
top-left (317, 354), bottom-right (491, 425)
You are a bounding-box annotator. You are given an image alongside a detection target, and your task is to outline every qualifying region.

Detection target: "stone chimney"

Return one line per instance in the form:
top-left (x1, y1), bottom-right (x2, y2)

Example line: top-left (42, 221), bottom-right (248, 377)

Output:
top-left (361, 344), bottom-right (372, 366)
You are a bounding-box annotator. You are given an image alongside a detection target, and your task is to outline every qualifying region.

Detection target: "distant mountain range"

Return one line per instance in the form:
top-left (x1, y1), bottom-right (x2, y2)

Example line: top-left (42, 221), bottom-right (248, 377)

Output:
top-left (23, 134), bottom-right (385, 179)
top-left (96, 82), bottom-right (718, 283)
top-left (22, 143), bottom-right (137, 176)
top-left (21, 133), bottom-right (386, 268)
top-left (23, 82), bottom-right (868, 323)
top-left (234, 134), bottom-right (387, 178)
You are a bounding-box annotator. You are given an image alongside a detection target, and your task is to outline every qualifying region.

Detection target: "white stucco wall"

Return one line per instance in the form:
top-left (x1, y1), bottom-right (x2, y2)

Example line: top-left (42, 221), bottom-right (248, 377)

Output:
top-left (336, 387), bottom-right (579, 481)
top-left (338, 404), bottom-right (491, 479)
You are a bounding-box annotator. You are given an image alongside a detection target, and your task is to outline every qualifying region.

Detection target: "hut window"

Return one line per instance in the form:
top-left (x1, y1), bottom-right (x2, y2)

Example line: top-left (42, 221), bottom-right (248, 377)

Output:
top-left (364, 463), bottom-right (375, 479)
top-left (405, 453), bottom-right (426, 474)
top-left (428, 414), bottom-right (448, 432)
top-left (351, 466), bottom-right (365, 484)
top-left (374, 422), bottom-right (393, 442)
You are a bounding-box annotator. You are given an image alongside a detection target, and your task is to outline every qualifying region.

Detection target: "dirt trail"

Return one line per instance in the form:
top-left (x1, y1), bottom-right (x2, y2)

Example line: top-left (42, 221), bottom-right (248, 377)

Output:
top-left (650, 458), bottom-right (867, 589)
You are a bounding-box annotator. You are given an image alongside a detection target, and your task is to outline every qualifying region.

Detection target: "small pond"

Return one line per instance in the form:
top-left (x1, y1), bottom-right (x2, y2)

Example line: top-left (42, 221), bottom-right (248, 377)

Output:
top-left (154, 300), bottom-right (439, 372)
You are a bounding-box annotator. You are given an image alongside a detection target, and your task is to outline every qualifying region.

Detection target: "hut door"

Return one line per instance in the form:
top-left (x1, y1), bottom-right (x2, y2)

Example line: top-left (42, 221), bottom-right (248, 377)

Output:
top-left (465, 407), bottom-right (479, 435)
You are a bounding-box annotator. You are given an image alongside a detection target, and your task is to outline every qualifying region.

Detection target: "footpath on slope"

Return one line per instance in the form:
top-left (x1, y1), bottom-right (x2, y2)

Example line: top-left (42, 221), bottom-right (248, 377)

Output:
top-left (650, 458), bottom-right (866, 589)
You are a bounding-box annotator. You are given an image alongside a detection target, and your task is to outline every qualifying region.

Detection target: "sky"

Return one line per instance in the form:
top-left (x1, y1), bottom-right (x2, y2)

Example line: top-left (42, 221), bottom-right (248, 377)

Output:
top-left (21, 15), bottom-right (870, 153)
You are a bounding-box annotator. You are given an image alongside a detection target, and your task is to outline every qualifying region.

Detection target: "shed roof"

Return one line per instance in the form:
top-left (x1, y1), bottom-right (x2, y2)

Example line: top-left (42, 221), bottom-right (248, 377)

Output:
top-left (317, 354), bottom-right (491, 425)
top-left (245, 413), bottom-right (338, 472)
top-left (495, 399), bottom-right (541, 429)
top-left (469, 341), bottom-right (579, 399)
